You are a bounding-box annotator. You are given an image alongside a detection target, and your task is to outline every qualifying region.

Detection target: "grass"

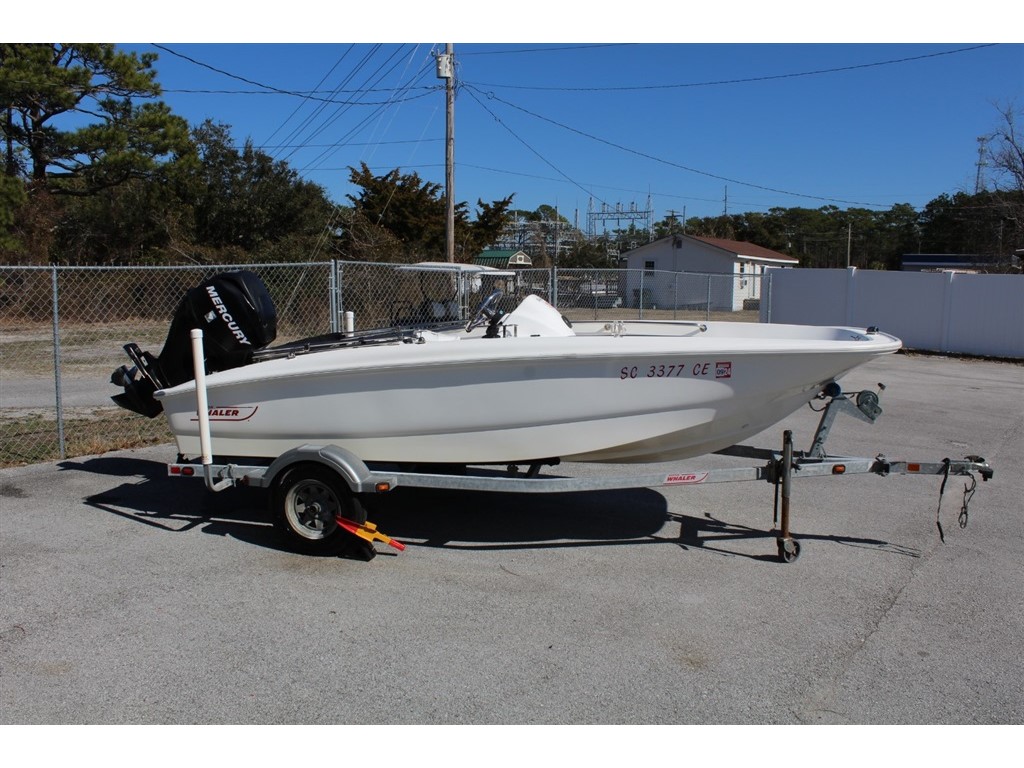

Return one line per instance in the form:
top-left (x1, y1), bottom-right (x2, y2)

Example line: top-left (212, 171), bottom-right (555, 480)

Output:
top-left (1, 320), bottom-right (170, 377)
top-left (1, 322), bottom-right (176, 468)
top-left (0, 410), bottom-right (174, 467)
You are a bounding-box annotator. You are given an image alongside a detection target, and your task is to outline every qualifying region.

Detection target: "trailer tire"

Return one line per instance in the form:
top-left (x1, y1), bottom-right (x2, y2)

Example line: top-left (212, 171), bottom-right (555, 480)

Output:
top-left (271, 463), bottom-right (361, 555)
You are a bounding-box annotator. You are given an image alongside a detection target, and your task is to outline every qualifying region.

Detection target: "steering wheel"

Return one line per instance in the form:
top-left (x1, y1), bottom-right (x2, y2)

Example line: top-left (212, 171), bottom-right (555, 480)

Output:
top-left (465, 289), bottom-right (503, 332)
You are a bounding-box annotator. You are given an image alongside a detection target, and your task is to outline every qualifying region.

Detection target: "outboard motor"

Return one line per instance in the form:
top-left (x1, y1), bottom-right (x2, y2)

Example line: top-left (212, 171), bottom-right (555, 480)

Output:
top-left (111, 270), bottom-right (277, 417)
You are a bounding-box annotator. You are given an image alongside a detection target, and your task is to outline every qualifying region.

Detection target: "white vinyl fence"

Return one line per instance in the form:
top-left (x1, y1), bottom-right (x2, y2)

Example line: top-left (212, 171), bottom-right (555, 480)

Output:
top-left (761, 267), bottom-right (1024, 358)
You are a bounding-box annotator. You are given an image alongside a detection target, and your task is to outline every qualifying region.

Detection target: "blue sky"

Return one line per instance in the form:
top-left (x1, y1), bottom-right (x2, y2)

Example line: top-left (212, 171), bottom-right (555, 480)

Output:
top-left (43, 4), bottom-right (1024, 225)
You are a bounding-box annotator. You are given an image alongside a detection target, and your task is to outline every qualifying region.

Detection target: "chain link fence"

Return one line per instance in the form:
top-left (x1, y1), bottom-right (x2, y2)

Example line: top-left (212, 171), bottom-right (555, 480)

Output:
top-left (1, 263), bottom-right (334, 466)
top-left (547, 268), bottom-right (765, 323)
top-left (334, 265), bottom-right (764, 327)
top-left (1, 261), bottom-right (763, 466)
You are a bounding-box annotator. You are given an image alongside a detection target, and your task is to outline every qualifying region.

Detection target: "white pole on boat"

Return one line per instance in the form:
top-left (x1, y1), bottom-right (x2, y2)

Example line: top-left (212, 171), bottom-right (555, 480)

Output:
top-left (190, 328), bottom-right (231, 491)
top-left (190, 329), bottom-right (213, 466)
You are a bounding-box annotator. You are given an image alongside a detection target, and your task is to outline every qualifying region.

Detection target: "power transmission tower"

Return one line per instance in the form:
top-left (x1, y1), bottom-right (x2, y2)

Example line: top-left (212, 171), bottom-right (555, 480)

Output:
top-left (586, 197), bottom-right (653, 243)
top-left (975, 136), bottom-right (988, 194)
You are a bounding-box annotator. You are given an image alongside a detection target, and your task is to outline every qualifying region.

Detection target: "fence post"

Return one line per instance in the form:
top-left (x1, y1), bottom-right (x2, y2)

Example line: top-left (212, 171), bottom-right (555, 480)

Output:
top-left (329, 260), bottom-right (339, 333)
top-left (639, 269), bottom-right (645, 320)
top-left (50, 266), bottom-right (66, 459)
top-left (705, 274), bottom-right (712, 322)
top-left (337, 261), bottom-right (348, 331)
top-left (458, 269), bottom-right (467, 319)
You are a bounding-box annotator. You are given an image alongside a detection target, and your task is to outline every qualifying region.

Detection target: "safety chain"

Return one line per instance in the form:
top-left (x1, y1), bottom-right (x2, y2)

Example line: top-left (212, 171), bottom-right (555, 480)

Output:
top-left (935, 458), bottom-right (976, 543)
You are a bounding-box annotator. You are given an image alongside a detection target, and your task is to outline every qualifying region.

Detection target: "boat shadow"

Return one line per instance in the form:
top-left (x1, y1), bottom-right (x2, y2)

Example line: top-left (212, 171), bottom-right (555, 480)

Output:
top-left (61, 457), bottom-right (678, 556)
top-left (366, 487), bottom-right (919, 561)
top-left (367, 485), bottom-right (671, 548)
top-left (59, 455), bottom-right (292, 555)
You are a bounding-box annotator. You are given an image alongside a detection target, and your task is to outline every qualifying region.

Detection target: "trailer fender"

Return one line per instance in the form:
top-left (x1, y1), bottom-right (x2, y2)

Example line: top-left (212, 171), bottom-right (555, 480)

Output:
top-left (260, 444), bottom-right (385, 494)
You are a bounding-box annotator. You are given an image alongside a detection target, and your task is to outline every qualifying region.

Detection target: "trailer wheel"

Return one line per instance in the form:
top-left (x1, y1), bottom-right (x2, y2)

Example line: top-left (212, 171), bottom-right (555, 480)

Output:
top-left (271, 463), bottom-right (360, 554)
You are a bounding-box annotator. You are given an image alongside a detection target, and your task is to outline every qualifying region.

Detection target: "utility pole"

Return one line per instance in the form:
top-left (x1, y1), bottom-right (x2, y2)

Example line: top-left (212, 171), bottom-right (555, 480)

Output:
top-left (846, 221), bottom-right (852, 268)
top-left (664, 208), bottom-right (685, 234)
top-left (554, 205), bottom-right (561, 267)
top-left (437, 44), bottom-right (455, 262)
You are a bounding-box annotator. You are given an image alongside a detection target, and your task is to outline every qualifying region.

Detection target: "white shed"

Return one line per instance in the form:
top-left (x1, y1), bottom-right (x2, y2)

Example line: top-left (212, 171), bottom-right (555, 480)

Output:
top-left (621, 234), bottom-right (798, 311)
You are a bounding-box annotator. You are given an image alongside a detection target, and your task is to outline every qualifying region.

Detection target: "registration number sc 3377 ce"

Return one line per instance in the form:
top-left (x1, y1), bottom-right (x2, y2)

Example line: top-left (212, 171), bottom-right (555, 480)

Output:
top-left (619, 361), bottom-right (732, 380)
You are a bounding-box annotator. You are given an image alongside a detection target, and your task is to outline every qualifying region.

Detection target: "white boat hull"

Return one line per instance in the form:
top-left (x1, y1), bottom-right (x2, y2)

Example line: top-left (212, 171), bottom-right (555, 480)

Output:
top-left (156, 316), bottom-right (901, 465)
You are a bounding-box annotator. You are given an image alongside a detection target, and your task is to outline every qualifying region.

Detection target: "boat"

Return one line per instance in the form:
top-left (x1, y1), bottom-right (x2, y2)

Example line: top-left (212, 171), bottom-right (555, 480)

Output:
top-left (110, 269), bottom-right (902, 466)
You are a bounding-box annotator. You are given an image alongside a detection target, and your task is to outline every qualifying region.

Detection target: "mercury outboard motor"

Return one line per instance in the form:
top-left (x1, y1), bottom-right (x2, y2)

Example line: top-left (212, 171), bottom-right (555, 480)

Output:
top-left (110, 270), bottom-right (277, 417)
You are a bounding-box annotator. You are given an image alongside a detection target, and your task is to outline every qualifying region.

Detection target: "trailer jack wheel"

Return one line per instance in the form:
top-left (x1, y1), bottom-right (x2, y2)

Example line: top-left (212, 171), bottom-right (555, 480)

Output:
top-left (777, 537), bottom-right (800, 563)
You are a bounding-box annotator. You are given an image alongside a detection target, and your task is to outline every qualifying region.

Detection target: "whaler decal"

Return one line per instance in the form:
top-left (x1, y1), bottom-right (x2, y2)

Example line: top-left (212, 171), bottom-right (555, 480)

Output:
top-left (205, 285), bottom-right (252, 345)
top-left (664, 472), bottom-right (709, 485)
top-left (190, 406), bottom-right (259, 422)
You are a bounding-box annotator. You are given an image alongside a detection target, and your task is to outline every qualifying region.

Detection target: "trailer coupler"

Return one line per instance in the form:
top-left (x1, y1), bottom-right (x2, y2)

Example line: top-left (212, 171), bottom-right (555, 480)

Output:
top-left (932, 457), bottom-right (991, 543)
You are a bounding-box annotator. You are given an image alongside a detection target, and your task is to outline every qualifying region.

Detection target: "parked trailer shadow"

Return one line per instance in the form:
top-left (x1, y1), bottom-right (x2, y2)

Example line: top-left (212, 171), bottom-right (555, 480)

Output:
top-left (58, 456), bottom-right (295, 554)
top-left (57, 455), bottom-right (921, 562)
top-left (671, 511), bottom-right (921, 562)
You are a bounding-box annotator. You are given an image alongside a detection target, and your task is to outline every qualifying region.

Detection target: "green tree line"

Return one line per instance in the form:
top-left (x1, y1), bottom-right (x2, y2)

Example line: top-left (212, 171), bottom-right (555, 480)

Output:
top-left (0, 43), bottom-right (512, 265)
top-left (2, 44), bottom-right (1021, 270)
top-left (650, 191), bottom-right (1022, 271)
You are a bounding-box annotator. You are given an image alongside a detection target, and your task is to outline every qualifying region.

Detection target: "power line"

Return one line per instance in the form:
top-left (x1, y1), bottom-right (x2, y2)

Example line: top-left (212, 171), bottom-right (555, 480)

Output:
top-left (299, 49), bottom-right (438, 171)
top-left (274, 44), bottom-right (397, 162)
top-left (469, 44), bottom-right (999, 92)
top-left (153, 43), bottom-right (308, 95)
top-left (466, 84), bottom-right (888, 208)
top-left (458, 44), bottom-right (637, 57)
top-left (162, 87), bottom-right (436, 97)
top-left (157, 44), bottom-right (998, 98)
top-left (463, 86), bottom-right (610, 209)
top-left (250, 139), bottom-right (444, 150)
top-left (145, 44), bottom-right (990, 218)
top-left (151, 43), bottom-right (438, 107)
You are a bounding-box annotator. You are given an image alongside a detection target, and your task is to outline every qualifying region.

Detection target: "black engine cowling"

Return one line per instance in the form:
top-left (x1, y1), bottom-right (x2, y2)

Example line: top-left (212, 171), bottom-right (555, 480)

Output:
top-left (111, 270), bottom-right (277, 417)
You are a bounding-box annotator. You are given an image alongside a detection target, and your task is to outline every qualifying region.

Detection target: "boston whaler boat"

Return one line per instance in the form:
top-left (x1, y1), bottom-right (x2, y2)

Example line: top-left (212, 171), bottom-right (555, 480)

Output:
top-left (109, 270), bottom-right (992, 558)
top-left (112, 269), bottom-right (901, 465)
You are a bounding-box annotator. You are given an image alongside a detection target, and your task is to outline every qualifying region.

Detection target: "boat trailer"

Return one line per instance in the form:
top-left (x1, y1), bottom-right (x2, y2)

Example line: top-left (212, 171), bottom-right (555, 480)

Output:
top-left (168, 330), bottom-right (994, 562)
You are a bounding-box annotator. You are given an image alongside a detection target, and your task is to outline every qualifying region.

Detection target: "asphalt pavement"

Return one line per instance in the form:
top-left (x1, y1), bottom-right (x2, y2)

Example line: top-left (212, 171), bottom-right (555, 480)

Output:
top-left (1, 353), bottom-right (1021, 736)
